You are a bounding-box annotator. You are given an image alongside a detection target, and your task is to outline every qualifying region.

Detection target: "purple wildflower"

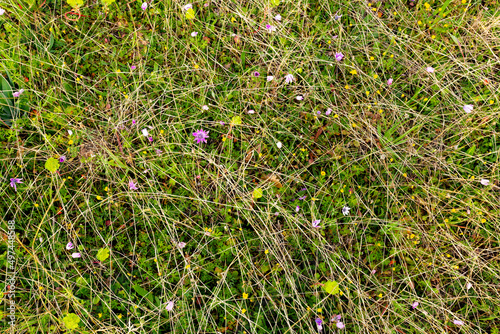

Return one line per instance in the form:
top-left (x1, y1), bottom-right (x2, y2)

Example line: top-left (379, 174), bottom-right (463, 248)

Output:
top-left (253, 71), bottom-right (260, 77)
top-left (192, 129), bottom-right (209, 144)
top-left (141, 2), bottom-right (147, 10)
top-left (191, 31), bottom-right (198, 37)
top-left (315, 318), bottom-right (323, 331)
top-left (129, 181), bottom-right (138, 190)
top-left (9, 178), bottom-right (22, 192)
top-left (426, 66), bottom-right (435, 73)
top-left (71, 253), bottom-right (81, 258)
top-left (66, 242), bottom-right (74, 250)
top-left (296, 205), bottom-right (300, 212)
top-left (284, 74), bottom-right (294, 83)
top-left (59, 156), bottom-right (66, 163)
top-left (463, 105), bottom-right (473, 113)
top-left (298, 195), bottom-right (307, 200)
top-left (412, 301), bottom-right (419, 309)
top-left (453, 320), bottom-right (464, 326)
top-left (312, 220), bottom-right (321, 228)
top-left (148, 136), bottom-right (153, 142)
top-left (336, 322), bottom-right (345, 329)
top-left (131, 65), bottom-right (137, 70)
top-left (387, 78), bottom-right (393, 85)
top-left (335, 52), bottom-right (344, 61)
top-left (132, 119), bottom-right (136, 125)
top-left (166, 301), bottom-right (175, 311)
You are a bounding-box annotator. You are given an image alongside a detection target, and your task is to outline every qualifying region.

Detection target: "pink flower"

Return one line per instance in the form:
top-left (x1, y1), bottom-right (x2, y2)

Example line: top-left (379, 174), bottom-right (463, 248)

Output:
top-left (480, 179), bottom-right (489, 186)
top-left (166, 301), bottom-right (175, 311)
top-left (274, 14), bottom-right (281, 21)
top-left (296, 205), bottom-right (300, 212)
top-left (132, 119), bottom-right (136, 125)
top-left (426, 67), bottom-right (435, 73)
top-left (192, 129), bottom-right (209, 144)
top-left (336, 322), bottom-right (345, 329)
top-left (453, 320), bottom-right (464, 326)
top-left (325, 108), bottom-right (332, 115)
top-left (202, 105), bottom-right (209, 110)
top-left (148, 136), bottom-right (153, 142)
top-left (129, 181), bottom-right (138, 190)
top-left (267, 76), bottom-right (274, 81)
top-left (59, 156), bottom-right (66, 163)
top-left (183, 4), bottom-right (192, 11)
top-left (284, 74), bottom-right (294, 83)
top-left (66, 242), bottom-right (74, 250)
top-left (335, 52), bottom-right (344, 61)
top-left (296, 95), bottom-right (304, 101)
top-left (191, 31), bottom-right (198, 37)
top-left (0, 8), bottom-right (5, 15)
top-left (265, 24), bottom-right (276, 32)
top-left (312, 220), bottom-right (320, 228)
top-left (141, 2), bottom-right (147, 10)
top-left (411, 301), bottom-right (419, 309)
top-left (13, 89), bottom-right (24, 98)
top-left (387, 78), bottom-right (393, 85)
top-left (371, 269), bottom-right (376, 275)
top-left (131, 65), bottom-right (136, 70)
top-left (466, 282), bottom-right (473, 290)
top-left (463, 105), bottom-right (473, 113)
top-left (178, 242), bottom-right (187, 249)
top-left (71, 253), bottom-right (81, 258)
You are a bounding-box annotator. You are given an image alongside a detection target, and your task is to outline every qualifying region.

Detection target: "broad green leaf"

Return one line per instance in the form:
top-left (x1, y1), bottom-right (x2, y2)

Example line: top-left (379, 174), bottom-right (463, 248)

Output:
top-left (252, 188), bottom-right (263, 199)
top-left (96, 248), bottom-right (110, 262)
top-left (270, 0), bottom-right (280, 7)
top-left (322, 280), bottom-right (339, 295)
top-left (185, 8), bottom-right (195, 20)
top-left (62, 313), bottom-right (80, 330)
top-left (44, 157), bottom-right (60, 173)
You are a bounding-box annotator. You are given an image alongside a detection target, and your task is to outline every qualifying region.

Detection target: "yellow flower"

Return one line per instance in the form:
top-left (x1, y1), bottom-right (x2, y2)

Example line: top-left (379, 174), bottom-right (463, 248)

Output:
top-left (98, 313), bottom-right (102, 318)
top-left (350, 70), bottom-right (357, 75)
top-left (35, 203), bottom-right (39, 207)
top-left (231, 17), bottom-right (236, 23)
top-left (365, 91), bottom-right (370, 96)
top-left (264, 249), bottom-right (269, 254)
top-left (403, 173), bottom-right (407, 177)
top-left (345, 85), bottom-right (350, 89)
top-left (370, 56), bottom-right (374, 60)
top-left (431, 35), bottom-right (436, 39)
top-left (194, 64), bottom-right (199, 69)
top-left (490, 100), bottom-right (494, 104)
top-left (334, 114), bottom-right (339, 118)
top-left (373, 74), bottom-right (378, 79)
top-left (241, 309), bottom-right (246, 314)
top-left (186, 264), bottom-right (191, 269)
top-left (321, 171), bottom-right (326, 176)
top-left (117, 314), bottom-right (122, 319)
top-left (378, 293), bottom-right (383, 298)
top-left (68, 140), bottom-right (74, 145)
top-left (317, 308), bottom-right (322, 313)
top-left (418, 20), bottom-right (422, 25)
top-left (243, 293), bottom-right (248, 299)
top-left (96, 196), bottom-right (102, 200)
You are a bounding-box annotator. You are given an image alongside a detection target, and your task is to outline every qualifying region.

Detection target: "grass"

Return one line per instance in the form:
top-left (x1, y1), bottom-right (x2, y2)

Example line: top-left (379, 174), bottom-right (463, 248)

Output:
top-left (1, 0), bottom-right (500, 333)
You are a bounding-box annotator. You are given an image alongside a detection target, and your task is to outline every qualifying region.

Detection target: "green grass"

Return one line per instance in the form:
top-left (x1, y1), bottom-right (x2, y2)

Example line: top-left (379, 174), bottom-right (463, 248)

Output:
top-left (1, 0), bottom-right (500, 333)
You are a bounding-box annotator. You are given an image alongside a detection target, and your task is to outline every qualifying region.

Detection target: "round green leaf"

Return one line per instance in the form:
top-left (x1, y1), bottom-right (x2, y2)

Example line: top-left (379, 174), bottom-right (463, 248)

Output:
top-left (45, 157), bottom-right (60, 173)
top-left (62, 313), bottom-right (80, 330)
top-left (96, 248), bottom-right (110, 262)
top-left (322, 280), bottom-right (339, 295)
top-left (252, 188), bottom-right (263, 199)
top-left (185, 8), bottom-right (195, 20)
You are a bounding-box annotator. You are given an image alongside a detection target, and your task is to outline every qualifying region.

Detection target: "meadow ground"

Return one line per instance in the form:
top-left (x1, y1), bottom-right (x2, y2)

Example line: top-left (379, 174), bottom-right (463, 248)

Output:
top-left (1, 0), bottom-right (500, 333)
